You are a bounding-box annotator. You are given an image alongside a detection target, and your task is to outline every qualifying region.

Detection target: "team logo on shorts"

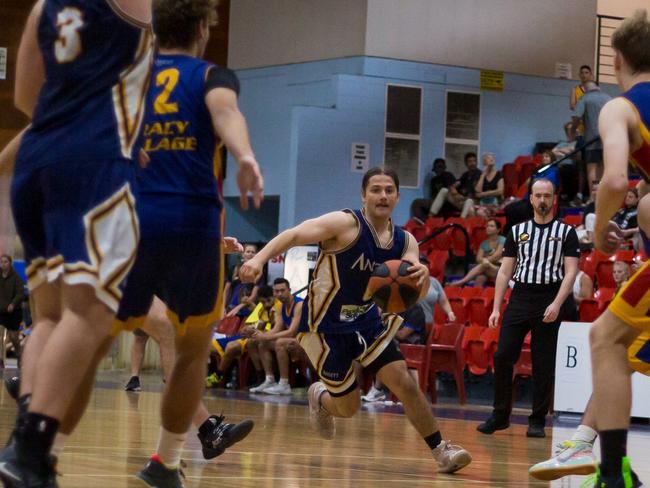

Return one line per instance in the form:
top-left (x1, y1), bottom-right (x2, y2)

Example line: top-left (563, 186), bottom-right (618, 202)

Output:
top-left (519, 233), bottom-right (530, 242)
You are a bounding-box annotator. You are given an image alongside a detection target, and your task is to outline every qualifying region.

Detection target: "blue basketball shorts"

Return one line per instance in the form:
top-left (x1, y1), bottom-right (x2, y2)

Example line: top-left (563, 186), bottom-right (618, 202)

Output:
top-left (299, 314), bottom-right (404, 396)
top-left (11, 159), bottom-right (139, 312)
top-left (114, 230), bottom-right (224, 335)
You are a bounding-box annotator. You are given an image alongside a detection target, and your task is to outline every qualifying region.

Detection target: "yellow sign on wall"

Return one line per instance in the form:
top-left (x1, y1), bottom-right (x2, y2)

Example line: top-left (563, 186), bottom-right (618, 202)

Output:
top-left (480, 70), bottom-right (504, 91)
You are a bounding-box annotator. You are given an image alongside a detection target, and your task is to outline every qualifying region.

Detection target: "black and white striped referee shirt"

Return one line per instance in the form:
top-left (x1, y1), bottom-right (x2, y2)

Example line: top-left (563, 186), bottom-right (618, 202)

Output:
top-left (503, 219), bottom-right (580, 285)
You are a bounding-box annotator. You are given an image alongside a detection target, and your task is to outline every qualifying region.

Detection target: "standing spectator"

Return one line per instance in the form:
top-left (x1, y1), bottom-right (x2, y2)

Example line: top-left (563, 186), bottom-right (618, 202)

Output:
top-left (570, 65), bottom-right (594, 111)
top-left (553, 122), bottom-right (581, 204)
top-left (477, 179), bottom-right (579, 438)
top-left (474, 153), bottom-right (504, 217)
top-left (572, 81), bottom-right (612, 194)
top-left (0, 255), bottom-right (24, 366)
top-left (451, 219), bottom-right (505, 286)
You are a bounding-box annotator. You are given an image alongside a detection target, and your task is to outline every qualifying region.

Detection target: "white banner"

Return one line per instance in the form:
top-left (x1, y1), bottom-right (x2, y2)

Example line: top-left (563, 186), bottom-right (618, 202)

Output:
top-left (554, 321), bottom-right (650, 418)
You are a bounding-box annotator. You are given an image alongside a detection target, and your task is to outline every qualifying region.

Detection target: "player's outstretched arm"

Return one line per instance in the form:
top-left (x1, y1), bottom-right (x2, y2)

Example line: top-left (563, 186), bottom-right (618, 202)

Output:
top-left (15, 0), bottom-right (45, 117)
top-left (594, 98), bottom-right (635, 253)
top-left (240, 211), bottom-right (355, 283)
top-left (205, 87), bottom-right (263, 209)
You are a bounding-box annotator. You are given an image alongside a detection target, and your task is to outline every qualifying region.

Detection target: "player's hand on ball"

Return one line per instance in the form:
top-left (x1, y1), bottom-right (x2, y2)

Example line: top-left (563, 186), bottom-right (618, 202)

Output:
top-left (407, 261), bottom-right (429, 288)
top-left (543, 301), bottom-right (560, 323)
top-left (223, 236), bottom-right (243, 254)
top-left (488, 310), bottom-right (500, 329)
top-left (594, 220), bottom-right (623, 255)
top-left (240, 258), bottom-right (263, 283)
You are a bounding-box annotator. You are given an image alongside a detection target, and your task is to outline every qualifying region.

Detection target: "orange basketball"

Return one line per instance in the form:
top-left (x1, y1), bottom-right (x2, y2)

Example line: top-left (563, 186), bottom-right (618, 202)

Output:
top-left (365, 259), bottom-right (421, 313)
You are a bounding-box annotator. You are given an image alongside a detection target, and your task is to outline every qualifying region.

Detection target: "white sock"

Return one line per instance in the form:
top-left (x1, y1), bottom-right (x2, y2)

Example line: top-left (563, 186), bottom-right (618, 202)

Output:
top-left (51, 433), bottom-right (69, 458)
top-left (265, 375), bottom-right (275, 383)
top-left (571, 424), bottom-right (597, 444)
top-left (156, 427), bottom-right (187, 468)
top-left (279, 378), bottom-right (289, 386)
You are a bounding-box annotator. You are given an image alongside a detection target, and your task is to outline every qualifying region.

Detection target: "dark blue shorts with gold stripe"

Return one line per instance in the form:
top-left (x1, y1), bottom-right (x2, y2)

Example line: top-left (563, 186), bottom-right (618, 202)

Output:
top-left (114, 231), bottom-right (223, 335)
top-left (299, 314), bottom-right (403, 396)
top-left (11, 159), bottom-right (139, 312)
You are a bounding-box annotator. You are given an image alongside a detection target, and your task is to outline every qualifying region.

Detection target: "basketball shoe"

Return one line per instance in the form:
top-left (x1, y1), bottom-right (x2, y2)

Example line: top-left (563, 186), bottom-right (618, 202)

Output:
top-left (137, 455), bottom-right (184, 488)
top-left (197, 415), bottom-right (254, 459)
top-left (0, 441), bottom-right (58, 488)
top-left (579, 457), bottom-right (643, 487)
top-left (431, 440), bottom-right (472, 474)
top-left (529, 440), bottom-right (597, 480)
top-left (124, 376), bottom-right (141, 392)
top-left (308, 382), bottom-right (335, 440)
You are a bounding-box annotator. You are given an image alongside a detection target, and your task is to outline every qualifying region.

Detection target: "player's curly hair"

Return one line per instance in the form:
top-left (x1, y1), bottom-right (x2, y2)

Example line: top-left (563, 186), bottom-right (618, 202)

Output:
top-left (611, 9), bottom-right (650, 74)
top-left (153, 0), bottom-right (218, 50)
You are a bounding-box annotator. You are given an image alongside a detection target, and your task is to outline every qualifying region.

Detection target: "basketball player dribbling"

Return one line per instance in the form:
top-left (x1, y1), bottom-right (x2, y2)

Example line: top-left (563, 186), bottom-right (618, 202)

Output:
top-left (583, 9), bottom-right (650, 488)
top-left (240, 167), bottom-right (472, 474)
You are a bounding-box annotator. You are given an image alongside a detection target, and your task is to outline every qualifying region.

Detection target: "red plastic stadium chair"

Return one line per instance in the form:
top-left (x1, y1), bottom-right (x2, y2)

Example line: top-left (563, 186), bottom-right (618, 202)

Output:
top-left (512, 332), bottom-right (532, 402)
top-left (400, 323), bottom-right (434, 393)
top-left (502, 163), bottom-right (519, 198)
top-left (217, 316), bottom-right (242, 335)
top-left (518, 162), bottom-right (537, 186)
top-left (427, 250), bottom-right (448, 283)
top-left (463, 325), bottom-right (491, 375)
top-left (428, 322), bottom-right (466, 404)
top-left (563, 214), bottom-right (583, 227)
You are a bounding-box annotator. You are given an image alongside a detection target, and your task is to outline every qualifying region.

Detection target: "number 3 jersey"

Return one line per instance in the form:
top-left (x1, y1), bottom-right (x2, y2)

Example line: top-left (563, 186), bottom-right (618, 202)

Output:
top-left (301, 209), bottom-right (408, 334)
top-left (135, 54), bottom-right (240, 238)
top-left (16, 0), bottom-right (153, 174)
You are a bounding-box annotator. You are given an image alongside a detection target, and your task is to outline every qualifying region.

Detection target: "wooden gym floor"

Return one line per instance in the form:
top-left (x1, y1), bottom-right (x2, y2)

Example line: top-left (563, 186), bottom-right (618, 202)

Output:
top-left (0, 370), bottom-right (648, 488)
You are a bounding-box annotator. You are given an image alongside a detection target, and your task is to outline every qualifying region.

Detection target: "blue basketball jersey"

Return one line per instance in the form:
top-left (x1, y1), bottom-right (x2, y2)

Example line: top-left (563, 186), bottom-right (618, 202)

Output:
top-left (622, 82), bottom-right (650, 179)
top-left (16, 0), bottom-right (153, 172)
top-left (136, 54), bottom-right (225, 238)
top-left (281, 296), bottom-right (303, 327)
top-left (303, 209), bottom-right (407, 333)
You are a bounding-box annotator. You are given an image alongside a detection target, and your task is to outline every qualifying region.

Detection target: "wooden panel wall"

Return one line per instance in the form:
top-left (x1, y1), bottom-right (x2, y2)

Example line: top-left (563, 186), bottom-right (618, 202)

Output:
top-left (0, 0), bottom-right (230, 149)
top-left (0, 1), bottom-right (31, 149)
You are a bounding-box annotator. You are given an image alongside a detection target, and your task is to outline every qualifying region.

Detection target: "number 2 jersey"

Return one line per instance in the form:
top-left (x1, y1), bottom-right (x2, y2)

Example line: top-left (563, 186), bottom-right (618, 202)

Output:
top-left (136, 53), bottom-right (240, 238)
top-left (301, 209), bottom-right (408, 334)
top-left (16, 0), bottom-right (153, 173)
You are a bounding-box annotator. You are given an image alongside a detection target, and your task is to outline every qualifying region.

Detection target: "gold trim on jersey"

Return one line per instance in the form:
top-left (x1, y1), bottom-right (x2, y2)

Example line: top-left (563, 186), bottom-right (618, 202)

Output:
top-left (320, 209), bottom-right (361, 256)
top-left (307, 254), bottom-right (340, 332)
top-left (113, 30), bottom-right (153, 159)
top-left (609, 259), bottom-right (650, 333)
top-left (358, 314), bottom-right (403, 366)
top-left (360, 208), bottom-right (394, 250)
top-left (620, 97), bottom-right (650, 178)
top-left (83, 183), bottom-right (139, 308)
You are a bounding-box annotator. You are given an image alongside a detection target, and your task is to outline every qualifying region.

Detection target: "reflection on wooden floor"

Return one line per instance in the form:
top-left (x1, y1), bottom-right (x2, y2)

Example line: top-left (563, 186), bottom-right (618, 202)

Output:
top-left (0, 372), bottom-right (648, 487)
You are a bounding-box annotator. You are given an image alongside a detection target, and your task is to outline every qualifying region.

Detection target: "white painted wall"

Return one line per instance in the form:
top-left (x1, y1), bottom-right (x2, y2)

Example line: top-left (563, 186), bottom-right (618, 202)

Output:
top-left (229, 0), bottom-right (598, 78)
top-left (598, 0), bottom-right (647, 17)
top-left (228, 0), bottom-right (368, 70)
top-left (364, 0), bottom-right (597, 78)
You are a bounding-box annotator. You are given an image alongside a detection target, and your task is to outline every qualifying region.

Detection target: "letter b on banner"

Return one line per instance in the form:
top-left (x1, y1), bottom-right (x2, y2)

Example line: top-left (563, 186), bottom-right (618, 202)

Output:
top-left (566, 345), bottom-right (578, 368)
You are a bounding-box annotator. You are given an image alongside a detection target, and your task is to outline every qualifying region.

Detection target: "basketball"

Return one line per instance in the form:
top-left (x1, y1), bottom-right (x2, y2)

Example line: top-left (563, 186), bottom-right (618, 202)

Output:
top-left (364, 259), bottom-right (421, 313)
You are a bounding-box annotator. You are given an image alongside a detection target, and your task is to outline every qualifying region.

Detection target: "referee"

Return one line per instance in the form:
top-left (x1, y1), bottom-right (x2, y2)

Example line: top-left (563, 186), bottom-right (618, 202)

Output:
top-left (477, 178), bottom-right (580, 438)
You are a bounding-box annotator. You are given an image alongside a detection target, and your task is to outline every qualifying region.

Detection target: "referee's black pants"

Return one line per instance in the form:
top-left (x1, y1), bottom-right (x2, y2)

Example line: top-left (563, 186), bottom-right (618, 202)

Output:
top-left (491, 288), bottom-right (576, 426)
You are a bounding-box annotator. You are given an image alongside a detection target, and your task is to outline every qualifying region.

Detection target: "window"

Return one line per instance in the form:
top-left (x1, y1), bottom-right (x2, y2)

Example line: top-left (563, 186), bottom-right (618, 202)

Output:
top-left (444, 91), bottom-right (480, 175)
top-left (383, 84), bottom-right (422, 188)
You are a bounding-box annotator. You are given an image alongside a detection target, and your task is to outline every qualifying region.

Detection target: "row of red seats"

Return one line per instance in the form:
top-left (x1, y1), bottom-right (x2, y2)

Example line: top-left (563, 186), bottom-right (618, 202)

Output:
top-left (401, 321), bottom-right (532, 405)
top-left (405, 215), bottom-right (506, 257)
